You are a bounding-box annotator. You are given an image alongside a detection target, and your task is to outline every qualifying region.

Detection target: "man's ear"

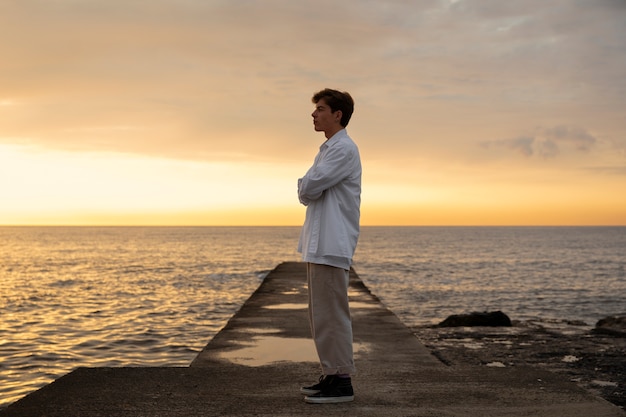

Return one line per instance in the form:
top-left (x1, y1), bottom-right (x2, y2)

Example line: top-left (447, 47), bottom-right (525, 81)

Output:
top-left (335, 110), bottom-right (343, 123)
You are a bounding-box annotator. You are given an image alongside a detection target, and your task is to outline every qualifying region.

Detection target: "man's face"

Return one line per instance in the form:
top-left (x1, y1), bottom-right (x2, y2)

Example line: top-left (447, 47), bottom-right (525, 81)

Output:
top-left (311, 99), bottom-right (341, 135)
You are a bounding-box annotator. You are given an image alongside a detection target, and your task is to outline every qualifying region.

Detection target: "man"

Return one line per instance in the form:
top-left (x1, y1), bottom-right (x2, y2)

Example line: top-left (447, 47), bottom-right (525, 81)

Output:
top-left (297, 88), bottom-right (361, 404)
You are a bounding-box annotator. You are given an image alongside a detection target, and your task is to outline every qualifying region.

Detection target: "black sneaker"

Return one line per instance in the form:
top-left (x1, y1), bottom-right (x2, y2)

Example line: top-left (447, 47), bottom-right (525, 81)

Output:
top-left (304, 376), bottom-right (354, 404)
top-left (300, 375), bottom-right (331, 395)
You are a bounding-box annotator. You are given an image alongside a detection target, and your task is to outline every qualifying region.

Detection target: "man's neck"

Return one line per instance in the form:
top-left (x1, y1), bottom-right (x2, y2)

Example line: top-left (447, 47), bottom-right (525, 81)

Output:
top-left (324, 126), bottom-right (343, 139)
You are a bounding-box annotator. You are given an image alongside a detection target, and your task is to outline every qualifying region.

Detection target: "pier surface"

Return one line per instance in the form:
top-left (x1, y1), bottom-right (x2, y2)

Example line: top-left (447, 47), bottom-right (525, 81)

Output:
top-left (2, 262), bottom-right (624, 416)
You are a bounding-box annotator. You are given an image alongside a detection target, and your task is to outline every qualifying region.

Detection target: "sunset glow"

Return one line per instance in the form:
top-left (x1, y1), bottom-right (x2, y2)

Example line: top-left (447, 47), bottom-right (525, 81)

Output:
top-left (1, 1), bottom-right (625, 225)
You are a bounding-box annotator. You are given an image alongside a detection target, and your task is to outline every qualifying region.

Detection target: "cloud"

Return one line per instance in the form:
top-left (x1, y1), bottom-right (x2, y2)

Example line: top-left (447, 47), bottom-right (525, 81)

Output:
top-left (541, 126), bottom-right (597, 151)
top-left (585, 166), bottom-right (626, 176)
top-left (482, 126), bottom-right (598, 158)
top-left (0, 0), bottom-right (624, 167)
top-left (488, 136), bottom-right (535, 157)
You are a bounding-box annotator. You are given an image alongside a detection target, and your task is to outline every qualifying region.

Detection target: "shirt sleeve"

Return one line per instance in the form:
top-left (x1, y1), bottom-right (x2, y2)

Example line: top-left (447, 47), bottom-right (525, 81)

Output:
top-left (297, 178), bottom-right (309, 206)
top-left (298, 141), bottom-right (356, 205)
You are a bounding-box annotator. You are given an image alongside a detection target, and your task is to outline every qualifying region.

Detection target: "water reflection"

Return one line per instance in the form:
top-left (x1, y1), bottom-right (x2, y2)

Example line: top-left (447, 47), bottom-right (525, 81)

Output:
top-left (217, 335), bottom-right (318, 366)
top-left (263, 302), bottom-right (378, 310)
top-left (0, 226), bottom-right (302, 407)
top-left (217, 328), bottom-right (369, 367)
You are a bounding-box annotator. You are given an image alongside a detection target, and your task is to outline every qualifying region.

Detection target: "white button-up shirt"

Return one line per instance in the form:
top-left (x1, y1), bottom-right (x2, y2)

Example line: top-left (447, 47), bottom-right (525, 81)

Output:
top-left (297, 129), bottom-right (361, 270)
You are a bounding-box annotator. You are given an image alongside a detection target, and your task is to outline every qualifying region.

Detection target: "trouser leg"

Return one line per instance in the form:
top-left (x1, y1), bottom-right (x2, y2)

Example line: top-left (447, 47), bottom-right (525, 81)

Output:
top-left (307, 262), bottom-right (356, 375)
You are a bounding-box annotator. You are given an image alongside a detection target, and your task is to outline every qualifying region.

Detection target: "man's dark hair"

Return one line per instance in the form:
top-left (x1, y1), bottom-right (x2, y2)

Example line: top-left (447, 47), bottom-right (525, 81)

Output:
top-left (312, 89), bottom-right (354, 127)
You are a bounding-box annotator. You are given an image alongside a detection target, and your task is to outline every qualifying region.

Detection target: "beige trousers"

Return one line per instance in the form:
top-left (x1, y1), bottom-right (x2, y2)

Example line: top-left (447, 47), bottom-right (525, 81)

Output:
top-left (306, 262), bottom-right (356, 375)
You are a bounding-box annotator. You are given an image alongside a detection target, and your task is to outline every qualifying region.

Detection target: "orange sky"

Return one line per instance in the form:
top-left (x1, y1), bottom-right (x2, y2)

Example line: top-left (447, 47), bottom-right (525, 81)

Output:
top-left (1, 1), bottom-right (625, 226)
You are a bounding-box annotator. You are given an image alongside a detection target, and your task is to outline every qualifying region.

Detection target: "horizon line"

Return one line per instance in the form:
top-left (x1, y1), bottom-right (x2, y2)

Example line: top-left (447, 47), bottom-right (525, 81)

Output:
top-left (1, 224), bottom-right (624, 228)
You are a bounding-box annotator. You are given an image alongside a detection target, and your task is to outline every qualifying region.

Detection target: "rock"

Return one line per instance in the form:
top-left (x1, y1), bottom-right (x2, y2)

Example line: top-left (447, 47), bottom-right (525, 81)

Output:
top-left (594, 316), bottom-right (626, 337)
top-left (437, 311), bottom-right (512, 327)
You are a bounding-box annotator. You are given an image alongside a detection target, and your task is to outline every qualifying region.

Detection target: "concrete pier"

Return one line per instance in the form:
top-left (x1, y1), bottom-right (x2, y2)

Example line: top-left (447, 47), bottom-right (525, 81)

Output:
top-left (2, 262), bottom-right (624, 416)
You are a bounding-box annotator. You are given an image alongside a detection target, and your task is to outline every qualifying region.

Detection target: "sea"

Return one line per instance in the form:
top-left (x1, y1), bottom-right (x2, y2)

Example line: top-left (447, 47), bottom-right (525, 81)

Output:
top-left (1, 226), bottom-right (625, 407)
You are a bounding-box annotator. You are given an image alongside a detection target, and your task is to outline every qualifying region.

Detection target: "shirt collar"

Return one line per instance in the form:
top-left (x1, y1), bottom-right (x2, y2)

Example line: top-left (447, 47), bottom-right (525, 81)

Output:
top-left (320, 128), bottom-right (346, 150)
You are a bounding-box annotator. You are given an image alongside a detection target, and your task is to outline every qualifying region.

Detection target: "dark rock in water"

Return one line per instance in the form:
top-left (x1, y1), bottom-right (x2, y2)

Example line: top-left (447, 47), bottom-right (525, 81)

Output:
top-left (437, 311), bottom-right (512, 327)
top-left (594, 316), bottom-right (626, 337)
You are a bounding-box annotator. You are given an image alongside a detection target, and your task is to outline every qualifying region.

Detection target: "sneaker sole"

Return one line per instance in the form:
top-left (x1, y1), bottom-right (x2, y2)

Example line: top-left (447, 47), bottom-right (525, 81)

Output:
top-left (304, 395), bottom-right (354, 404)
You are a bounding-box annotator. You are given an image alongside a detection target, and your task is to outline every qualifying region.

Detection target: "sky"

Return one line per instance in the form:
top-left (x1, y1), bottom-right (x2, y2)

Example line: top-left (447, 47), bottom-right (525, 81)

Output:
top-left (1, 0), bottom-right (625, 226)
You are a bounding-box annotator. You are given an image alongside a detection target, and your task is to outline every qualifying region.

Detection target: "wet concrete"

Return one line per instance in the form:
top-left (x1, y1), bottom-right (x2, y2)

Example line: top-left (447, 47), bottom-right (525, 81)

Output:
top-left (2, 262), bottom-right (624, 416)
